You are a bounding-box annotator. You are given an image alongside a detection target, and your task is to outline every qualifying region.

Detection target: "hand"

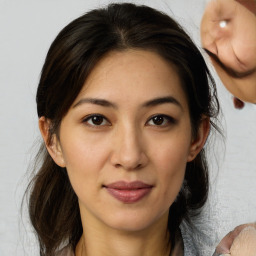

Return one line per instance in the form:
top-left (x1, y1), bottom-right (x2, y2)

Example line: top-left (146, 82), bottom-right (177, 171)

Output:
top-left (200, 0), bottom-right (256, 103)
top-left (213, 223), bottom-right (256, 255)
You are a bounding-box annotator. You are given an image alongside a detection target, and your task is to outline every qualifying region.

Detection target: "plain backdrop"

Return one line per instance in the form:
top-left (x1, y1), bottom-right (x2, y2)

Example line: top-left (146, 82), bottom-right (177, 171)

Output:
top-left (0, 0), bottom-right (256, 255)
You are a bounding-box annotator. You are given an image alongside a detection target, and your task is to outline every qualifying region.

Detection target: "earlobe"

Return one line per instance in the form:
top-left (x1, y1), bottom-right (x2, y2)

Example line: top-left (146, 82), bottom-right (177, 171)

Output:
top-left (187, 117), bottom-right (210, 162)
top-left (38, 117), bottom-right (66, 167)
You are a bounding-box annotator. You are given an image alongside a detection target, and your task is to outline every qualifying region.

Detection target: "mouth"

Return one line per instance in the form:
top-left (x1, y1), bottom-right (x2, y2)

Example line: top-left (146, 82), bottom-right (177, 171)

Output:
top-left (104, 181), bottom-right (153, 203)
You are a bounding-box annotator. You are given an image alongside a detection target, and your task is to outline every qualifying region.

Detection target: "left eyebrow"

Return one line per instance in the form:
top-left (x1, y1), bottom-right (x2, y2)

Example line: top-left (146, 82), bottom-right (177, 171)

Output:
top-left (142, 96), bottom-right (183, 111)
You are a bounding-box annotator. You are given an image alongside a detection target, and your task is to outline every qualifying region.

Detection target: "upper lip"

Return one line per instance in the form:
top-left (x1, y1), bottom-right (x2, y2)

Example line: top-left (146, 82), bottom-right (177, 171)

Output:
top-left (104, 181), bottom-right (153, 190)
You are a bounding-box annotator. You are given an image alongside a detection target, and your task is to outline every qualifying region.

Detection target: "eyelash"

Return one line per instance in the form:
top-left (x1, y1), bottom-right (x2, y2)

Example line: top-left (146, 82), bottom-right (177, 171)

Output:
top-left (146, 114), bottom-right (176, 127)
top-left (82, 114), bottom-right (111, 127)
top-left (82, 114), bottom-right (176, 128)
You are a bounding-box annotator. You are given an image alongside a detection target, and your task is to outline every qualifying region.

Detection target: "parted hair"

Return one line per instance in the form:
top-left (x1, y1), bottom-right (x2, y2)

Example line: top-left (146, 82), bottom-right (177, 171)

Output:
top-left (26, 3), bottom-right (220, 255)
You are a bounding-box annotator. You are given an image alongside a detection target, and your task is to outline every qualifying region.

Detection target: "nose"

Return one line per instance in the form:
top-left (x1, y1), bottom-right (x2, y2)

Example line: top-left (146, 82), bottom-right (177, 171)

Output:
top-left (110, 125), bottom-right (148, 171)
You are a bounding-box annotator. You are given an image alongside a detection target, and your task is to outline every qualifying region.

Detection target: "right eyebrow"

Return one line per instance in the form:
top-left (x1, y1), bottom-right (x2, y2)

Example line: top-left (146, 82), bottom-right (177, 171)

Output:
top-left (204, 48), bottom-right (256, 78)
top-left (72, 98), bottom-right (117, 109)
top-left (142, 96), bottom-right (183, 111)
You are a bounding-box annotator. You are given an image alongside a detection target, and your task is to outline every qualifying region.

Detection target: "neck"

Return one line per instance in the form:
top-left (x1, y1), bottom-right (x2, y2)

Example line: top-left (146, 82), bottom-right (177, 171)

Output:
top-left (76, 212), bottom-right (173, 256)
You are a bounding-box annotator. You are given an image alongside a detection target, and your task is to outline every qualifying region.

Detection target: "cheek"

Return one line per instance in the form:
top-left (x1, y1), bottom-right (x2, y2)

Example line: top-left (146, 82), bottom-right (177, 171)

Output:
top-left (151, 137), bottom-right (190, 205)
top-left (152, 129), bottom-right (191, 173)
top-left (158, 152), bottom-right (187, 197)
top-left (60, 134), bottom-right (110, 197)
top-left (61, 129), bottom-right (110, 169)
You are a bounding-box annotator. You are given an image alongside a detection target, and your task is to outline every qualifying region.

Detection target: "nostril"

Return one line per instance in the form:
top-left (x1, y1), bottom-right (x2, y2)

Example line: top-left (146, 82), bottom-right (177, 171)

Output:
top-left (115, 163), bottom-right (122, 168)
top-left (136, 164), bottom-right (142, 169)
top-left (113, 162), bottom-right (143, 171)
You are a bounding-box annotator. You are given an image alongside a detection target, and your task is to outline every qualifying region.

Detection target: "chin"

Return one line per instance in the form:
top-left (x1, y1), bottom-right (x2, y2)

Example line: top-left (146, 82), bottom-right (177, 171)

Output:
top-left (103, 209), bottom-right (168, 233)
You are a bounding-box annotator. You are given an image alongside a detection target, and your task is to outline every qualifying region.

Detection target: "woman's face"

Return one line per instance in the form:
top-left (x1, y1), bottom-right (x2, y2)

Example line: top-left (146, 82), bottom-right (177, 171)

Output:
top-left (48, 50), bottom-right (203, 232)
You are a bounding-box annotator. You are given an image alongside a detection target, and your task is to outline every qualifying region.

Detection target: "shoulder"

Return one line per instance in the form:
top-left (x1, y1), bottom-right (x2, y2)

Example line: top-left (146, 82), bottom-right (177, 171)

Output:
top-left (180, 216), bottom-right (216, 256)
top-left (55, 246), bottom-right (75, 256)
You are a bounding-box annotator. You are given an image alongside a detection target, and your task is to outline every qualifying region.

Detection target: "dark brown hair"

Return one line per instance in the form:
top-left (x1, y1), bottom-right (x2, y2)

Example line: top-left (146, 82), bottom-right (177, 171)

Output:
top-left (26, 3), bottom-right (220, 255)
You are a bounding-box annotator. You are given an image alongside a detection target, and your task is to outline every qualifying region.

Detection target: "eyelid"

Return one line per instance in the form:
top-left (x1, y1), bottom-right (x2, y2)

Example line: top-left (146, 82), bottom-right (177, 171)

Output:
top-left (146, 114), bottom-right (176, 126)
top-left (81, 113), bottom-right (176, 128)
top-left (82, 114), bottom-right (111, 127)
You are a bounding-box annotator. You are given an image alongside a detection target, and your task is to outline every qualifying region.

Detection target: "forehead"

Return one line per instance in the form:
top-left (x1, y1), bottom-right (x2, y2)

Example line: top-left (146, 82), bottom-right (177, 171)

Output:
top-left (74, 49), bottom-right (188, 110)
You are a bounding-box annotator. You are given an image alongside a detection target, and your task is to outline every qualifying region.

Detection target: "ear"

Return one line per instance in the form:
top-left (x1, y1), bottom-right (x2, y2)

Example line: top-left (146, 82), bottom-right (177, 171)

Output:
top-left (187, 117), bottom-right (210, 162)
top-left (39, 116), bottom-right (66, 167)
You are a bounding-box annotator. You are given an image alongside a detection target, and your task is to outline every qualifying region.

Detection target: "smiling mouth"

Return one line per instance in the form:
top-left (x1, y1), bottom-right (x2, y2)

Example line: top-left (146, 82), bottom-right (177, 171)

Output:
top-left (104, 181), bottom-right (153, 203)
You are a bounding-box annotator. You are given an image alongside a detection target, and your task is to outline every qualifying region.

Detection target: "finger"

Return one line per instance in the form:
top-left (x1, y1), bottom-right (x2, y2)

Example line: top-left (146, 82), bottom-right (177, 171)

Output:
top-left (230, 226), bottom-right (256, 256)
top-left (212, 252), bottom-right (230, 256)
top-left (215, 231), bottom-right (237, 253)
top-left (214, 224), bottom-right (256, 255)
top-left (214, 250), bottom-right (230, 255)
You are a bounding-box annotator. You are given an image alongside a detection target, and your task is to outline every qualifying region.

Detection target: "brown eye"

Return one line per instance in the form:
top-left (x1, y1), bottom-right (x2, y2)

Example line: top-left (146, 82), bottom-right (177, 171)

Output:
top-left (147, 115), bottom-right (175, 126)
top-left (83, 114), bottom-right (110, 126)
top-left (91, 116), bottom-right (104, 125)
top-left (152, 116), bottom-right (165, 125)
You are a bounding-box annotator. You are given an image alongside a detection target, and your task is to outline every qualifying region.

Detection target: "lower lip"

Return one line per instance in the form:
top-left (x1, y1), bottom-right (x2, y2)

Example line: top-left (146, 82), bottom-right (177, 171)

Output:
top-left (105, 187), bottom-right (152, 203)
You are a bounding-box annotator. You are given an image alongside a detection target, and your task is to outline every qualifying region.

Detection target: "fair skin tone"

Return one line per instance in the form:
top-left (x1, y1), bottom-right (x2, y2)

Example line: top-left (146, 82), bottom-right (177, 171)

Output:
top-left (214, 223), bottom-right (256, 255)
top-left (39, 50), bottom-right (209, 256)
top-left (201, 0), bottom-right (256, 103)
top-left (202, 0), bottom-right (256, 253)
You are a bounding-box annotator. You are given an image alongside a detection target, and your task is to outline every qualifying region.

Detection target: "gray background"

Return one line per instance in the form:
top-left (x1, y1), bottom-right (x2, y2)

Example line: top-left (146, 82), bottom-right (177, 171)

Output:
top-left (0, 0), bottom-right (256, 255)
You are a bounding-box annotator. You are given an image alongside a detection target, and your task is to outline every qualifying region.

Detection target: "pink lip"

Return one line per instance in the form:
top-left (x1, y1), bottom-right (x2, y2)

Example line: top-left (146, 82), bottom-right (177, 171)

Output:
top-left (104, 181), bottom-right (153, 203)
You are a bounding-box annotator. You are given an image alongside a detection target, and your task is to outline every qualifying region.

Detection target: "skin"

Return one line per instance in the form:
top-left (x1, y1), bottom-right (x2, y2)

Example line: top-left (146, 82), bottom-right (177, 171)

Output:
top-left (201, 0), bottom-right (256, 103)
top-left (201, 0), bottom-right (256, 255)
top-left (229, 226), bottom-right (256, 256)
top-left (214, 223), bottom-right (256, 255)
top-left (201, 0), bottom-right (256, 253)
top-left (39, 50), bottom-right (209, 256)
top-left (236, 0), bottom-right (256, 13)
